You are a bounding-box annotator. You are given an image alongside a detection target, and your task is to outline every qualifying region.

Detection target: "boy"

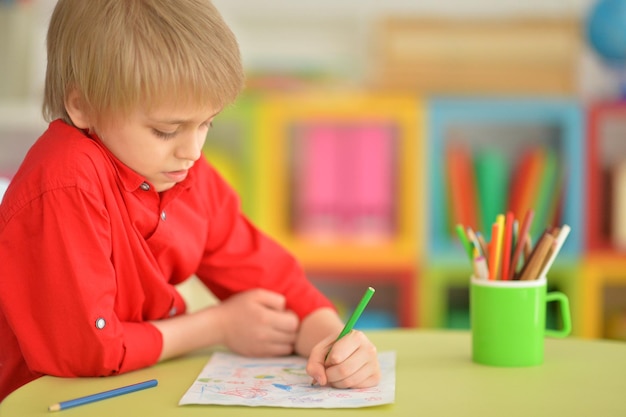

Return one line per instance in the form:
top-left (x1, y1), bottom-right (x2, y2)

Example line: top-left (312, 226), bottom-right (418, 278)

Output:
top-left (0, 0), bottom-right (380, 402)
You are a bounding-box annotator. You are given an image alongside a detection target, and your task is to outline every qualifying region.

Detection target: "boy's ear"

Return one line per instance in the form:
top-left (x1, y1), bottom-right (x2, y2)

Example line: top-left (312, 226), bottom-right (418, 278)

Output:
top-left (64, 89), bottom-right (91, 129)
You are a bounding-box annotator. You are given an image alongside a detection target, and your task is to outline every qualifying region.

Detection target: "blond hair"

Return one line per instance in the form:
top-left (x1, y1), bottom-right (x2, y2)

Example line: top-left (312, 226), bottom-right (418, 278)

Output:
top-left (43, 0), bottom-right (244, 124)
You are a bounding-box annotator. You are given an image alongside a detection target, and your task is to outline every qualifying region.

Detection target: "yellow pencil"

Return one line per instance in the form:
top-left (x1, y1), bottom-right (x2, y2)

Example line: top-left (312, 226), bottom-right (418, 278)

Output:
top-left (492, 214), bottom-right (505, 280)
top-left (487, 222), bottom-right (498, 280)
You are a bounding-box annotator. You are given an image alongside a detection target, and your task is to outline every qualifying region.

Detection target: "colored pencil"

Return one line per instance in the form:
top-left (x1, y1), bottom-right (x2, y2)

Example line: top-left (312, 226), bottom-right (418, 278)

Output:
top-left (512, 219), bottom-right (519, 255)
top-left (326, 286), bottom-right (375, 361)
top-left (312, 287), bottom-right (375, 386)
top-left (500, 212), bottom-right (514, 280)
top-left (476, 232), bottom-right (489, 260)
top-left (488, 222), bottom-right (499, 280)
top-left (455, 224), bottom-right (473, 261)
top-left (48, 379), bottom-right (158, 412)
top-left (536, 224), bottom-right (571, 280)
top-left (523, 235), bottom-right (533, 262)
top-left (474, 256), bottom-right (489, 280)
top-left (466, 227), bottom-right (482, 257)
top-left (519, 232), bottom-right (555, 281)
top-left (507, 209), bottom-right (535, 280)
top-left (492, 214), bottom-right (505, 280)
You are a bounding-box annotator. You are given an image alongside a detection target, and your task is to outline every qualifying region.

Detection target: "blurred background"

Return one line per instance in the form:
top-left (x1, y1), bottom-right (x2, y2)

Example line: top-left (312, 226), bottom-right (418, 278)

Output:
top-left (2, 0), bottom-right (626, 340)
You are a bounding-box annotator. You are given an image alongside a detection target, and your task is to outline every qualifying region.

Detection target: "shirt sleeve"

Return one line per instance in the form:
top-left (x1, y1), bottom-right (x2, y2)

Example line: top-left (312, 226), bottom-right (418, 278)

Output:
top-left (0, 185), bottom-right (162, 378)
top-left (194, 165), bottom-right (334, 320)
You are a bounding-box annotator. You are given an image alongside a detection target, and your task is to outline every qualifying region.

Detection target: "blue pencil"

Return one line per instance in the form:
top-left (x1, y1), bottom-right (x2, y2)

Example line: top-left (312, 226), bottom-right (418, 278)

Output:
top-left (48, 379), bottom-right (158, 412)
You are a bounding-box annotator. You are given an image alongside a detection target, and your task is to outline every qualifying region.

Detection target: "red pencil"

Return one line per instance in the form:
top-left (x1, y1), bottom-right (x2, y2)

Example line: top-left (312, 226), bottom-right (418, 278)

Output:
top-left (507, 209), bottom-right (535, 281)
top-left (500, 212), bottom-right (514, 280)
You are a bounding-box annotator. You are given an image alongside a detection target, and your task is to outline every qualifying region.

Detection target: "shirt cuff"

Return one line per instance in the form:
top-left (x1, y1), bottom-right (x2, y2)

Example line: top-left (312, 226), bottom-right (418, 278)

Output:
top-left (118, 322), bottom-right (163, 373)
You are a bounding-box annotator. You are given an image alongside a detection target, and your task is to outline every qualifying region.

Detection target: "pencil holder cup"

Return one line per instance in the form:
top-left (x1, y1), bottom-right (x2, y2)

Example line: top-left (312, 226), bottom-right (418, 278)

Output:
top-left (470, 276), bottom-right (571, 367)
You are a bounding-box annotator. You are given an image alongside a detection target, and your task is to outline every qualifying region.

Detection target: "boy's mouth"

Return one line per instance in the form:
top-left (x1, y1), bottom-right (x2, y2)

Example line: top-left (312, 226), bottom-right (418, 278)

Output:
top-left (163, 169), bottom-right (189, 182)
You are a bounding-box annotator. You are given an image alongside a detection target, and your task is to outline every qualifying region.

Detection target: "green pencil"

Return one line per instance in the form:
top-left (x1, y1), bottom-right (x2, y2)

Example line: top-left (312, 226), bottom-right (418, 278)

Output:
top-left (455, 223), bottom-right (474, 261)
top-left (327, 286), bottom-right (375, 360)
top-left (311, 287), bottom-right (375, 386)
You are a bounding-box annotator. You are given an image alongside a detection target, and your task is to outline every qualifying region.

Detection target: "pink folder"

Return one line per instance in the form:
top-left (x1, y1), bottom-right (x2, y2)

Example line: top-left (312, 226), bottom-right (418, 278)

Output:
top-left (294, 123), bottom-right (341, 239)
top-left (343, 123), bottom-right (395, 240)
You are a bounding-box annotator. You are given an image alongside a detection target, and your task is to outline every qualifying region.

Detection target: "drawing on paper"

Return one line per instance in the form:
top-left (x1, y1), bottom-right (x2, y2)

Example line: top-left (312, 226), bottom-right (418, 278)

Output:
top-left (178, 351), bottom-right (396, 408)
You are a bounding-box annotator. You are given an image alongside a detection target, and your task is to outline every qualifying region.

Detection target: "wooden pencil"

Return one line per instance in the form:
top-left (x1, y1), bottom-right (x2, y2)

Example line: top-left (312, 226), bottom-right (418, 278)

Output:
top-left (537, 225), bottom-right (571, 280)
top-left (476, 232), bottom-right (489, 260)
top-left (518, 232), bottom-right (555, 281)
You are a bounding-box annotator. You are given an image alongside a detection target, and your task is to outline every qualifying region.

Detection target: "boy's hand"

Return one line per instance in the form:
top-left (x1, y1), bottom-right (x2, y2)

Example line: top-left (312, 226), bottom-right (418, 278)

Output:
top-left (217, 289), bottom-right (299, 357)
top-left (306, 330), bottom-right (381, 389)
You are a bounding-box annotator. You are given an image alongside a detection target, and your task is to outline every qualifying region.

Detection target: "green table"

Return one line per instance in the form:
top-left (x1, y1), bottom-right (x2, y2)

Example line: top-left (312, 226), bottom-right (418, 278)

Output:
top-left (1, 330), bottom-right (625, 417)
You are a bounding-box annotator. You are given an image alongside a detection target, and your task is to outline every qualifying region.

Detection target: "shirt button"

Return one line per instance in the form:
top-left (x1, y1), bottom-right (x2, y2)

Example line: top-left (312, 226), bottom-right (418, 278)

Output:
top-left (95, 318), bottom-right (106, 329)
top-left (140, 182), bottom-right (150, 191)
top-left (169, 307), bottom-right (177, 317)
top-left (161, 210), bottom-right (167, 221)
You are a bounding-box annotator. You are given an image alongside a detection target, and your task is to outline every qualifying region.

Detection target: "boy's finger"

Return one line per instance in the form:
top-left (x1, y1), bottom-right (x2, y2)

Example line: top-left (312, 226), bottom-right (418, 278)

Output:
top-left (306, 357), bottom-right (326, 386)
top-left (252, 289), bottom-right (287, 310)
top-left (324, 330), bottom-right (363, 366)
top-left (306, 339), bottom-right (335, 385)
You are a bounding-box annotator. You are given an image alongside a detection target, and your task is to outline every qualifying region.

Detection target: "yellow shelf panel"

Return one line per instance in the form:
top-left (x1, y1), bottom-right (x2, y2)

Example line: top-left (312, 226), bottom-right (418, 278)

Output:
top-left (581, 255), bottom-right (626, 339)
top-left (255, 91), bottom-right (425, 270)
top-left (283, 239), bottom-right (417, 271)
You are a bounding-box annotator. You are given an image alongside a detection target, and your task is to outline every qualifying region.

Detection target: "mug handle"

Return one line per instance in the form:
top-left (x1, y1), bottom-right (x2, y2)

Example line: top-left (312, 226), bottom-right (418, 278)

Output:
top-left (545, 291), bottom-right (572, 338)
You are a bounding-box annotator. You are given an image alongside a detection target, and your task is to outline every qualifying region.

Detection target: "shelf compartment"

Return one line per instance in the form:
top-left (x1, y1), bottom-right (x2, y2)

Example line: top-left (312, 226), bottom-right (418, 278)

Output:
top-left (427, 97), bottom-right (583, 262)
top-left (586, 102), bottom-right (626, 254)
top-left (255, 92), bottom-right (424, 270)
top-left (581, 255), bottom-right (626, 339)
top-left (308, 267), bottom-right (417, 328)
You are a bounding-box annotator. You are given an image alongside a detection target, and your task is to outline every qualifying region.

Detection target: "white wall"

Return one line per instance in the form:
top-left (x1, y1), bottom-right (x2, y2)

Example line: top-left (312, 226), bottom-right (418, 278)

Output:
top-left (211, 0), bottom-right (614, 101)
top-left (0, 0), bottom-right (611, 103)
top-left (0, 0), bottom-right (617, 173)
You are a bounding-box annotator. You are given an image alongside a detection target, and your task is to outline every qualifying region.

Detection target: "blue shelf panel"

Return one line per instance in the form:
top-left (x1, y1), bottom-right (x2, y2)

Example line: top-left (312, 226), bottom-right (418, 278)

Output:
top-left (426, 97), bottom-right (584, 261)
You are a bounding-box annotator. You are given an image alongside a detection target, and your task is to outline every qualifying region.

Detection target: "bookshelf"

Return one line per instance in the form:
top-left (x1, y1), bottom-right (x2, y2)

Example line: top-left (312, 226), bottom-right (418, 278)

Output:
top-left (200, 92), bottom-right (607, 336)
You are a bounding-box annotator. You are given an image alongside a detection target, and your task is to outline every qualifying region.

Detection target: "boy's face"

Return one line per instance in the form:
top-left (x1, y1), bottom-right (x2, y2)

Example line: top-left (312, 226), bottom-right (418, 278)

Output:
top-left (95, 103), bottom-right (219, 192)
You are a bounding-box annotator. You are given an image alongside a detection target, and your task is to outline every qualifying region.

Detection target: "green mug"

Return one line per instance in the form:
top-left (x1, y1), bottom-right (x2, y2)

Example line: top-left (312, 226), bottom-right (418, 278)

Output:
top-left (470, 276), bottom-right (571, 367)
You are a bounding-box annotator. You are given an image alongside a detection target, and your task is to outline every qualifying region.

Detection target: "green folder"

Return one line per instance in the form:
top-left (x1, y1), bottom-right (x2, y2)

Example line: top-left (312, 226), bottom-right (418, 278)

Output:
top-left (531, 149), bottom-right (559, 237)
top-left (475, 150), bottom-right (509, 240)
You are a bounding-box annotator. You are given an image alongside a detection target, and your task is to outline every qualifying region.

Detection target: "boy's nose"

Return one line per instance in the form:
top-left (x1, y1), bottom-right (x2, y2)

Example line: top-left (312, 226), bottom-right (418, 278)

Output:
top-left (176, 133), bottom-right (203, 161)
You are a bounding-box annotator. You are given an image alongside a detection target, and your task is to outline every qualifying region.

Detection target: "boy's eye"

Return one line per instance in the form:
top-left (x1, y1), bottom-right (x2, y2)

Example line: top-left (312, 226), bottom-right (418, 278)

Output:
top-left (152, 128), bottom-right (177, 140)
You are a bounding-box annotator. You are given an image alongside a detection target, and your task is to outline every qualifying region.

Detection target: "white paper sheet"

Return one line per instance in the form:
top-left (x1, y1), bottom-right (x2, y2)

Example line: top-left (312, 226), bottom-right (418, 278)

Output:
top-left (179, 351), bottom-right (396, 408)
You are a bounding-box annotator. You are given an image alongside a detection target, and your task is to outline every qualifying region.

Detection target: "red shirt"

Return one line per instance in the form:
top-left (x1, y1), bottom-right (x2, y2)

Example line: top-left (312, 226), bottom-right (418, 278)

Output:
top-left (0, 120), bottom-right (332, 402)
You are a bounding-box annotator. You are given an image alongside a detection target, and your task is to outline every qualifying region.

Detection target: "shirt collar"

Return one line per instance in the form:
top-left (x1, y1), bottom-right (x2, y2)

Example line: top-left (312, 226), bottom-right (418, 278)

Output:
top-left (88, 131), bottom-right (194, 194)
